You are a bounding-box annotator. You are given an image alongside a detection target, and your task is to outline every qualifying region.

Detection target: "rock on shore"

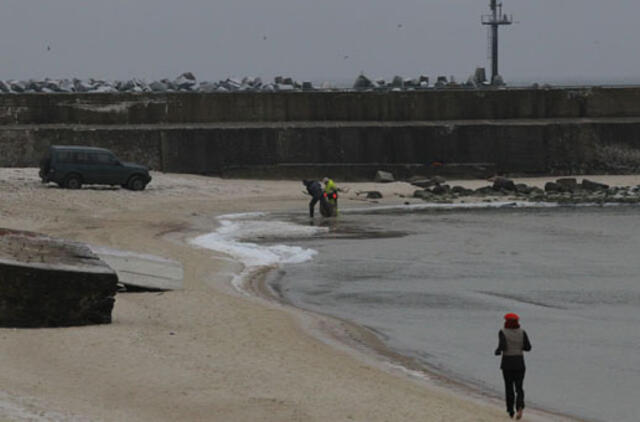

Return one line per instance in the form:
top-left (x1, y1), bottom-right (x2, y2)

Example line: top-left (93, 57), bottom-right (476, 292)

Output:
top-left (410, 176), bottom-right (640, 204)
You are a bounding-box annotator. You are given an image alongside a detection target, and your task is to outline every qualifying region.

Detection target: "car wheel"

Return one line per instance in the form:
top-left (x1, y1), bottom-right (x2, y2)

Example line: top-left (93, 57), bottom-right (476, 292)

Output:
top-left (127, 176), bottom-right (146, 191)
top-left (64, 174), bottom-right (82, 189)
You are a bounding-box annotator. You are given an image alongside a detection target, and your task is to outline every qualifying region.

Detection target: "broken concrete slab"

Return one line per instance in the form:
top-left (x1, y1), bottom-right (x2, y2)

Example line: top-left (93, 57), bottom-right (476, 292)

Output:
top-left (374, 170), bottom-right (395, 183)
top-left (90, 246), bottom-right (183, 291)
top-left (0, 228), bottom-right (117, 327)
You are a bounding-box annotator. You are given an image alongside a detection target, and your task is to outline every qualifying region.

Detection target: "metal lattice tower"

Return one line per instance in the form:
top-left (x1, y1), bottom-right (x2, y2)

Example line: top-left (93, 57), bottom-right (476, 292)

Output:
top-left (481, 0), bottom-right (513, 84)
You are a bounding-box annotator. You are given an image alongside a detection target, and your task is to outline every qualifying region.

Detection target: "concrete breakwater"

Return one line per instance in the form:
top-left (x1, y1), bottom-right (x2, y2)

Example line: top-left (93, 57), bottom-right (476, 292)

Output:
top-left (2, 87), bottom-right (640, 179)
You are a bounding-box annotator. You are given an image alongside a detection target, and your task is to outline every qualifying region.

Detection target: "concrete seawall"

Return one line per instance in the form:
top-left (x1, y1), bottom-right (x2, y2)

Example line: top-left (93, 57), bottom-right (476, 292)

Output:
top-left (2, 87), bottom-right (640, 179)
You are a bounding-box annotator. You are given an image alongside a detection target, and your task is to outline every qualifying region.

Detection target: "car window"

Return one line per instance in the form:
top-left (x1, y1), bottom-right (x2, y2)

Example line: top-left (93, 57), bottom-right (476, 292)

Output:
top-left (56, 151), bottom-right (74, 163)
top-left (92, 153), bottom-right (117, 165)
top-left (73, 152), bottom-right (91, 164)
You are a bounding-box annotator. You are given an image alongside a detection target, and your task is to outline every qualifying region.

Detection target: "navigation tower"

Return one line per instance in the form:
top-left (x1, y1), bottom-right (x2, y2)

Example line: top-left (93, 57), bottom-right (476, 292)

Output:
top-left (481, 0), bottom-right (514, 84)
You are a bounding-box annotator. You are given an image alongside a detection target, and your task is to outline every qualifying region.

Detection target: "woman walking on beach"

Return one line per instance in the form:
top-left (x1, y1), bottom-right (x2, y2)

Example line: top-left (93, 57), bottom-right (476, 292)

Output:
top-left (495, 313), bottom-right (532, 419)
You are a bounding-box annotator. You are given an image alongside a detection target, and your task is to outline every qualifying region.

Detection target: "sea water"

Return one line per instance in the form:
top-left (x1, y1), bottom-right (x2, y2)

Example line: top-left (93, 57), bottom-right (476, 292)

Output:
top-left (195, 205), bottom-right (640, 422)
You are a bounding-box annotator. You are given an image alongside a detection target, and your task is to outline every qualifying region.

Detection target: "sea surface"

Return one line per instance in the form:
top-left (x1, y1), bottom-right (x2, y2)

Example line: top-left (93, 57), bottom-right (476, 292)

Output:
top-left (193, 204), bottom-right (640, 422)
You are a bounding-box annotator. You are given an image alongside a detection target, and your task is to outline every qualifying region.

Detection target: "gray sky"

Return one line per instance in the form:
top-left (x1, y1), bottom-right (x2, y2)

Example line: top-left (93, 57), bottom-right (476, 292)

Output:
top-left (1, 1), bottom-right (639, 85)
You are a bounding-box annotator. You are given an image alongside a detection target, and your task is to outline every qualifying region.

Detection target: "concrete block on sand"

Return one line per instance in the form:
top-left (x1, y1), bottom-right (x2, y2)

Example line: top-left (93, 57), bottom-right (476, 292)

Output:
top-left (0, 228), bottom-right (118, 327)
top-left (374, 170), bottom-right (395, 183)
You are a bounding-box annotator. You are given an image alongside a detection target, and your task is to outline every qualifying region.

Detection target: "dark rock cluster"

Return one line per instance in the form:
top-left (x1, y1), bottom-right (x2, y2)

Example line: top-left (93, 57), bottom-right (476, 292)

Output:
top-left (0, 68), bottom-right (507, 94)
top-left (410, 176), bottom-right (640, 204)
top-left (352, 67), bottom-right (504, 91)
top-left (0, 72), bottom-right (318, 94)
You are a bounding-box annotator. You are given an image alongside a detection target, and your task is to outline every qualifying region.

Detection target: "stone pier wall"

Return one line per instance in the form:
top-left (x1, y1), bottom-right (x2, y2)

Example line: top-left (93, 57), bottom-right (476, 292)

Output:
top-left (2, 87), bottom-right (640, 179)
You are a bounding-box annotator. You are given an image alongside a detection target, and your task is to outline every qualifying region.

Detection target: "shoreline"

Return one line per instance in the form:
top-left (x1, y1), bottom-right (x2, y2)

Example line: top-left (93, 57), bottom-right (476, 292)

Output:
top-left (2, 169), bottom-right (634, 421)
top-left (204, 209), bottom-right (583, 422)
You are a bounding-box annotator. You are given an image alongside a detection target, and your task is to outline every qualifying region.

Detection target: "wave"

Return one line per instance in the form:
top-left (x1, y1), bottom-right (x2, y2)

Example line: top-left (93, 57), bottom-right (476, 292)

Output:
top-left (190, 213), bottom-right (327, 292)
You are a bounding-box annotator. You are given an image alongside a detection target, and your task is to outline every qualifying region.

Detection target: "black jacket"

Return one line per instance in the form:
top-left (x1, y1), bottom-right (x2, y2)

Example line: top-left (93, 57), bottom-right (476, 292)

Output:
top-left (304, 180), bottom-right (323, 199)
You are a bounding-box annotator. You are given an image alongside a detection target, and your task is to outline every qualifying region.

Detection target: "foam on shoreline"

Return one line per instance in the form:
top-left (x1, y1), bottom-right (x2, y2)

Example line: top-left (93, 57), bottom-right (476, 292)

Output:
top-left (190, 213), bottom-right (327, 292)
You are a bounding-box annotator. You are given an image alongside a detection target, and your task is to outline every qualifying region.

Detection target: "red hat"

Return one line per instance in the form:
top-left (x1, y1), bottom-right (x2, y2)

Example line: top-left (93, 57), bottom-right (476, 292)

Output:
top-left (504, 313), bottom-right (519, 321)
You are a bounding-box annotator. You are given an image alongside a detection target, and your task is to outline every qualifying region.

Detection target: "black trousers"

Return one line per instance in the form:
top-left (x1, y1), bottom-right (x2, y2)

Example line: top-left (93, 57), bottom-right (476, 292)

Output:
top-left (309, 196), bottom-right (332, 217)
top-left (309, 197), bottom-right (319, 217)
top-left (502, 369), bottom-right (525, 413)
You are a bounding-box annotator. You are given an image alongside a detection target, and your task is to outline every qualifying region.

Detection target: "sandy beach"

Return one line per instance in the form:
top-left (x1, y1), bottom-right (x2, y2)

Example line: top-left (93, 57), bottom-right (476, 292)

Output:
top-left (3, 169), bottom-right (633, 421)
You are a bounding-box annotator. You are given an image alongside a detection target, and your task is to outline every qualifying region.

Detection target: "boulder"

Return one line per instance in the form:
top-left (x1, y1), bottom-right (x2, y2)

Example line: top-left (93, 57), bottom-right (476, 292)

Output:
top-left (119, 79), bottom-right (136, 91)
top-left (431, 175), bottom-right (447, 185)
top-left (528, 187), bottom-right (545, 197)
top-left (474, 186), bottom-right (495, 196)
top-left (94, 85), bottom-right (117, 93)
top-left (353, 74), bottom-right (374, 89)
top-left (198, 82), bottom-right (218, 93)
top-left (474, 67), bottom-right (487, 84)
top-left (261, 84), bottom-right (275, 92)
top-left (150, 81), bottom-right (169, 92)
top-left (431, 184), bottom-right (450, 195)
top-left (374, 170), bottom-right (394, 183)
top-left (366, 191), bottom-right (383, 199)
top-left (175, 72), bottom-right (197, 90)
top-left (26, 80), bottom-right (44, 92)
top-left (556, 178), bottom-right (578, 192)
top-left (0, 229), bottom-right (117, 327)
top-left (515, 183), bottom-right (533, 194)
top-left (133, 78), bottom-right (150, 92)
top-left (545, 182), bottom-right (561, 192)
top-left (222, 78), bottom-right (242, 90)
top-left (251, 77), bottom-right (263, 88)
top-left (451, 186), bottom-right (473, 195)
top-left (581, 179), bottom-right (609, 191)
top-left (414, 190), bottom-right (433, 200)
top-left (73, 79), bottom-right (92, 93)
top-left (9, 80), bottom-right (26, 93)
top-left (410, 178), bottom-right (436, 189)
top-left (492, 74), bottom-right (505, 86)
top-left (276, 84), bottom-right (295, 91)
top-left (44, 79), bottom-right (63, 92)
top-left (58, 79), bottom-right (75, 92)
top-left (413, 189), bottom-right (428, 198)
top-left (403, 78), bottom-right (418, 87)
top-left (390, 76), bottom-right (404, 88)
top-left (465, 76), bottom-right (477, 88)
top-left (492, 176), bottom-right (516, 191)
top-left (435, 76), bottom-right (448, 88)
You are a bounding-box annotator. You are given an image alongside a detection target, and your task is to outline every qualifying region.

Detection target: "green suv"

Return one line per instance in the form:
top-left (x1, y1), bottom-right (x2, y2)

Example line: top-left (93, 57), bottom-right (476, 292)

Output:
top-left (39, 145), bottom-right (152, 190)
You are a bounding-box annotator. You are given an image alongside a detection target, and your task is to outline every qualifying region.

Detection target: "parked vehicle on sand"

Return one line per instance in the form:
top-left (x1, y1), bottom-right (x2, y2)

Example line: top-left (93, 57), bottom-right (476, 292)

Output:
top-left (39, 145), bottom-right (151, 190)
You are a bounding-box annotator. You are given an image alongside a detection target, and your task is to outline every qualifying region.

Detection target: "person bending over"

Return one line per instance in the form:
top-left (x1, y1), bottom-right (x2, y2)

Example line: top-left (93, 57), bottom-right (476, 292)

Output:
top-left (302, 180), bottom-right (327, 217)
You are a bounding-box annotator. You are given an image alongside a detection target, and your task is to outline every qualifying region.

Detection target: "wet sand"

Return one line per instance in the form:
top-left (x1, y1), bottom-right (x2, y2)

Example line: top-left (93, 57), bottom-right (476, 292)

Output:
top-left (1, 169), bottom-right (632, 421)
